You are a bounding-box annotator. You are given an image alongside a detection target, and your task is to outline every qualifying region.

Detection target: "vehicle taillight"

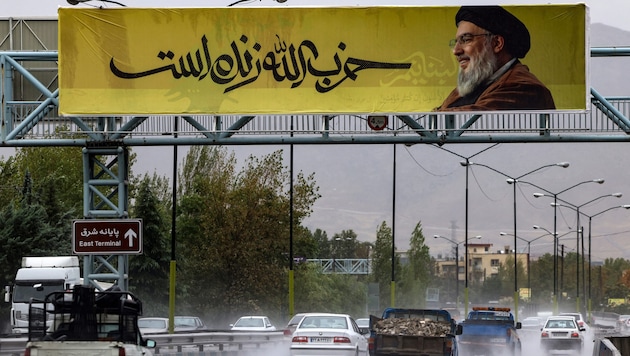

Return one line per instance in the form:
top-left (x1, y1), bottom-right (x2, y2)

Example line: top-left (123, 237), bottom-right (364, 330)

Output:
top-left (292, 336), bottom-right (308, 343)
top-left (541, 332), bottom-right (549, 338)
top-left (506, 329), bottom-right (511, 337)
top-left (118, 346), bottom-right (126, 356)
top-left (333, 337), bottom-right (351, 343)
top-left (445, 339), bottom-right (453, 353)
top-left (24, 348), bottom-right (31, 356)
top-left (368, 337), bottom-right (374, 350)
top-left (578, 321), bottom-right (584, 327)
top-left (283, 329), bottom-right (293, 336)
top-left (571, 332), bottom-right (580, 338)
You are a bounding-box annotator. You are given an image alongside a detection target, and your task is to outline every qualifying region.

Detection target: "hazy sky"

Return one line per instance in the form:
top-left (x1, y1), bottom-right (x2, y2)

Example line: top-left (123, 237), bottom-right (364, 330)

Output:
top-left (3, 0), bottom-right (630, 33)
top-left (2, 0), bottom-right (630, 261)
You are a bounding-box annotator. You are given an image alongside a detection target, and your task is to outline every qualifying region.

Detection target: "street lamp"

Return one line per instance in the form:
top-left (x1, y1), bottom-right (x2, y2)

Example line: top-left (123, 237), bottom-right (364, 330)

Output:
top-left (584, 205), bottom-right (630, 322)
top-left (434, 235), bottom-right (481, 310)
top-left (460, 160), bottom-right (568, 321)
top-left (531, 178), bottom-right (605, 313)
top-left (551, 192), bottom-right (622, 314)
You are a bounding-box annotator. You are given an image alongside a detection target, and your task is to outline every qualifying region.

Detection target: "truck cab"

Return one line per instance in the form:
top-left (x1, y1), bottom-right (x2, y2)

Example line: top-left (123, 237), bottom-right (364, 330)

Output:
top-left (5, 256), bottom-right (81, 334)
top-left (24, 285), bottom-right (155, 356)
top-left (455, 306), bottom-right (521, 356)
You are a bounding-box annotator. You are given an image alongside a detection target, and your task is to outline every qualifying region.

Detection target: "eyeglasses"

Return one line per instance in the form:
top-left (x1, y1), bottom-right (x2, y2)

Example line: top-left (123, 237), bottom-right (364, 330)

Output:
top-left (449, 33), bottom-right (492, 49)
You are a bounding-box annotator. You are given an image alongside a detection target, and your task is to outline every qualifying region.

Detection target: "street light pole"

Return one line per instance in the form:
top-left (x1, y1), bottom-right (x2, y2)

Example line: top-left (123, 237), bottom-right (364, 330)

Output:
top-left (531, 178), bottom-right (605, 313)
top-left (551, 192), bottom-right (622, 313)
top-left (461, 160), bottom-right (568, 321)
top-left (584, 205), bottom-right (630, 322)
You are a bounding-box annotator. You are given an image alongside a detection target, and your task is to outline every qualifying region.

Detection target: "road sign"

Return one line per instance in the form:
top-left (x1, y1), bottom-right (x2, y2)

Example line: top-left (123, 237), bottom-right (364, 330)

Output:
top-left (73, 219), bottom-right (143, 254)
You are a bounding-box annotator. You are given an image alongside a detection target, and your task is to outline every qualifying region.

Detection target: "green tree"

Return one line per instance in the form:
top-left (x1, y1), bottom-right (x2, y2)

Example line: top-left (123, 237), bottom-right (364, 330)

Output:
top-left (294, 263), bottom-right (366, 317)
top-left (11, 146), bottom-right (84, 221)
top-left (331, 230), bottom-right (359, 259)
top-left (128, 173), bottom-right (172, 316)
top-left (397, 221), bottom-right (432, 308)
top-left (370, 221), bottom-right (401, 310)
top-left (292, 226), bottom-right (319, 260)
top-left (528, 253), bottom-right (554, 304)
top-left (175, 146), bottom-right (320, 324)
top-left (313, 228), bottom-right (330, 258)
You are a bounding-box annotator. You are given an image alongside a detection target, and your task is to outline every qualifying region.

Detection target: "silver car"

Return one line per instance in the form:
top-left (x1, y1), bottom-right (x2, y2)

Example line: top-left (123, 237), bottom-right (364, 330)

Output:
top-left (540, 316), bottom-right (584, 354)
top-left (290, 313), bottom-right (368, 356)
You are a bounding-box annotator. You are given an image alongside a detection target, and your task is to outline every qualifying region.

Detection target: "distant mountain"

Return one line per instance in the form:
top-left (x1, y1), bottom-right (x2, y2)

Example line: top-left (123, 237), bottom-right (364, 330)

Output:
top-left (590, 23), bottom-right (630, 95)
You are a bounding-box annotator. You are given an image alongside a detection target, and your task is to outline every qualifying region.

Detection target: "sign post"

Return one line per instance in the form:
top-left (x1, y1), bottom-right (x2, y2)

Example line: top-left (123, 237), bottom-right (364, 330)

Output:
top-left (73, 219), bottom-right (143, 254)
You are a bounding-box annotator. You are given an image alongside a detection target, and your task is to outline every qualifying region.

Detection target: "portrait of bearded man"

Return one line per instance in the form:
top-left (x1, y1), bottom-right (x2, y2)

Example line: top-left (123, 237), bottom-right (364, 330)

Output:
top-left (435, 6), bottom-right (555, 111)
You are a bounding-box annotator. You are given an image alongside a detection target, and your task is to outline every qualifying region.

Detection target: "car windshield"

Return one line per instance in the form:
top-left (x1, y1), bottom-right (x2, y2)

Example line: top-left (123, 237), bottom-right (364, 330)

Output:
top-left (236, 318), bottom-right (264, 327)
top-left (300, 316), bottom-right (347, 329)
top-left (546, 319), bottom-right (576, 329)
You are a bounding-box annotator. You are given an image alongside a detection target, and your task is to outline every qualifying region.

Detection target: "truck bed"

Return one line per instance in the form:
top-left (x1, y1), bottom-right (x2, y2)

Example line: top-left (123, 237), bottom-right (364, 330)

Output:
top-left (375, 334), bottom-right (448, 355)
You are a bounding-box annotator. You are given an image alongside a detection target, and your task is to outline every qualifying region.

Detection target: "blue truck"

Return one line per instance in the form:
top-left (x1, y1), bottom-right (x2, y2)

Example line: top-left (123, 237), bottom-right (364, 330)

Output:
top-left (455, 306), bottom-right (522, 356)
top-left (369, 308), bottom-right (457, 356)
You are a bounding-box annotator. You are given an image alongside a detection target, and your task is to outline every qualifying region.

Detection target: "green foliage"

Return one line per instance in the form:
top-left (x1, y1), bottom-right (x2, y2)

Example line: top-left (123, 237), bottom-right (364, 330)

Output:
top-left (528, 253), bottom-right (554, 303)
top-left (313, 228), bottom-right (330, 258)
top-left (128, 173), bottom-right (172, 316)
top-left (397, 221), bottom-right (432, 308)
top-left (331, 230), bottom-right (359, 259)
top-left (293, 226), bottom-right (319, 260)
top-left (174, 146), bottom-right (320, 323)
top-left (10, 146), bottom-right (84, 220)
top-left (370, 221), bottom-right (401, 309)
top-left (294, 263), bottom-right (366, 317)
top-left (0, 202), bottom-right (71, 285)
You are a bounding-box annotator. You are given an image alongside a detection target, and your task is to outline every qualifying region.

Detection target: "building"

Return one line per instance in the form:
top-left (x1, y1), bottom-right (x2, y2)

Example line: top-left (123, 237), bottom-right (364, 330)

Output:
top-left (435, 243), bottom-right (528, 285)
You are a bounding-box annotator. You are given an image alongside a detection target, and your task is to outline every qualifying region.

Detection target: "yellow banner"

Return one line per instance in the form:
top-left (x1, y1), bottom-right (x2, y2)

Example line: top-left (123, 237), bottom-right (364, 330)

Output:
top-left (58, 5), bottom-right (587, 115)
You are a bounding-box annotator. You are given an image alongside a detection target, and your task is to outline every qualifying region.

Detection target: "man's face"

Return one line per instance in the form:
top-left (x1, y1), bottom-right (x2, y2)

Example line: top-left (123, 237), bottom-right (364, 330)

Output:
top-left (452, 21), bottom-right (498, 96)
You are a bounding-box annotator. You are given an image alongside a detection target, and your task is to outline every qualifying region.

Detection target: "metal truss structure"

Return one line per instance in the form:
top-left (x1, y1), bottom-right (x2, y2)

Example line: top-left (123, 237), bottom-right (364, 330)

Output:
top-left (306, 259), bottom-right (371, 275)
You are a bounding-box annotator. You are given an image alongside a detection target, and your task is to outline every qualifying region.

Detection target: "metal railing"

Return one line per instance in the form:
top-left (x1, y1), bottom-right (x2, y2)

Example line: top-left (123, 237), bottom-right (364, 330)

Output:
top-left (0, 331), bottom-right (287, 356)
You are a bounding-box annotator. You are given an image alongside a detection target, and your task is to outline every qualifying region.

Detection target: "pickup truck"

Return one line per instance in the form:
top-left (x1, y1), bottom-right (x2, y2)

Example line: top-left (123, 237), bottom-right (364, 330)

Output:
top-left (24, 284), bottom-right (156, 356)
top-left (455, 306), bottom-right (521, 356)
top-left (369, 308), bottom-right (457, 356)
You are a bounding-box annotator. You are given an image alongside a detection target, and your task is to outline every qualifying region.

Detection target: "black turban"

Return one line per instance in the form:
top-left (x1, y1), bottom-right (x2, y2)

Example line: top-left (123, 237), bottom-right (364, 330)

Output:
top-left (455, 6), bottom-right (531, 58)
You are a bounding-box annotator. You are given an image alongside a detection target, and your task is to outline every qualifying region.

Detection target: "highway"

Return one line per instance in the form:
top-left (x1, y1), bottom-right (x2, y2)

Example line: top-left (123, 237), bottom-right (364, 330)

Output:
top-left (2, 327), bottom-right (625, 356)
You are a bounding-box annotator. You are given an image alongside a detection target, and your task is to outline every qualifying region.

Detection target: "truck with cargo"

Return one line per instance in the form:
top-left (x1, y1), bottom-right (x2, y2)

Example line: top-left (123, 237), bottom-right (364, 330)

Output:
top-left (4, 256), bottom-right (81, 334)
top-left (455, 306), bottom-right (521, 356)
top-left (369, 308), bottom-right (457, 356)
top-left (24, 284), bottom-right (155, 356)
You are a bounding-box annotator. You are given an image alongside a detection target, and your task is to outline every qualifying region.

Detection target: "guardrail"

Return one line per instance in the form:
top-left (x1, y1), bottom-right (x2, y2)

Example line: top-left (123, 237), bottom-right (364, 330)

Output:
top-left (0, 331), bottom-right (287, 356)
top-left (147, 331), bottom-right (286, 354)
top-left (593, 338), bottom-right (622, 356)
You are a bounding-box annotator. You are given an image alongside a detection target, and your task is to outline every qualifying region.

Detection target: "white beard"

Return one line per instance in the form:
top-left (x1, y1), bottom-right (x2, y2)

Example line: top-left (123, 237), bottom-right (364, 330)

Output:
top-left (457, 42), bottom-right (498, 97)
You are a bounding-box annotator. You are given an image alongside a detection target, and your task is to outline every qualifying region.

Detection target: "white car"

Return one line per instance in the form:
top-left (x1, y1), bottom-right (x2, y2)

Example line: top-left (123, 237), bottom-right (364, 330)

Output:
top-left (231, 316), bottom-right (277, 331)
top-left (521, 316), bottom-right (544, 333)
top-left (290, 313), bottom-right (368, 356)
top-left (138, 317), bottom-right (169, 334)
top-left (558, 312), bottom-right (588, 331)
top-left (540, 316), bottom-right (584, 354)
